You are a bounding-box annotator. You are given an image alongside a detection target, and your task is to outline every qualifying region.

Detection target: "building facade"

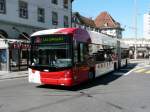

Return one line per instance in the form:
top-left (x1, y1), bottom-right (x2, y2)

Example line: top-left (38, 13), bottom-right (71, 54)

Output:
top-left (0, 0), bottom-right (73, 71)
top-left (0, 0), bottom-right (73, 39)
top-left (72, 11), bottom-right (124, 39)
top-left (95, 12), bottom-right (124, 39)
top-left (72, 12), bottom-right (99, 32)
top-left (143, 13), bottom-right (150, 39)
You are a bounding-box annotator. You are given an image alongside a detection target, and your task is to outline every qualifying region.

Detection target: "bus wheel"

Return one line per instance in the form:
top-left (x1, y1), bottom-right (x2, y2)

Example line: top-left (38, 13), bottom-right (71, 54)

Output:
top-left (88, 71), bottom-right (95, 80)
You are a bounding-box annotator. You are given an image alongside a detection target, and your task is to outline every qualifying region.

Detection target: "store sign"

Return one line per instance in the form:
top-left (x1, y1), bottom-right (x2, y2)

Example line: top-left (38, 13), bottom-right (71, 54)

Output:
top-left (12, 43), bottom-right (30, 49)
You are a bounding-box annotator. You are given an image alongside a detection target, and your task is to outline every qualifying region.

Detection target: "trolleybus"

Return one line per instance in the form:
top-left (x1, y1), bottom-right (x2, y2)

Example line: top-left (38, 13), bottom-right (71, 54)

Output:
top-left (28, 28), bottom-right (128, 86)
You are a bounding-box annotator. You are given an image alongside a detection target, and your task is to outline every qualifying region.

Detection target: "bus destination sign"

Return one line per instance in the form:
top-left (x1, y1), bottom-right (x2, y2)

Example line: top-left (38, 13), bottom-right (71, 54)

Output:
top-left (33, 36), bottom-right (68, 44)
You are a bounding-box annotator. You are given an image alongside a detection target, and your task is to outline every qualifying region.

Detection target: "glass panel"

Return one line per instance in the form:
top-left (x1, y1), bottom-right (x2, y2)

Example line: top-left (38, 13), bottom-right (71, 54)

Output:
top-left (38, 8), bottom-right (45, 22)
top-left (0, 0), bottom-right (6, 14)
top-left (30, 35), bottom-right (72, 68)
top-left (19, 1), bottom-right (28, 18)
top-left (52, 12), bottom-right (58, 25)
top-left (52, 0), bottom-right (58, 4)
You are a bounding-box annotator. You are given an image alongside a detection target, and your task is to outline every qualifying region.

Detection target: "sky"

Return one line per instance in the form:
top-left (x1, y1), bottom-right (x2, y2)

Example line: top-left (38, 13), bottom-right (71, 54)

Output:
top-left (72, 0), bottom-right (150, 38)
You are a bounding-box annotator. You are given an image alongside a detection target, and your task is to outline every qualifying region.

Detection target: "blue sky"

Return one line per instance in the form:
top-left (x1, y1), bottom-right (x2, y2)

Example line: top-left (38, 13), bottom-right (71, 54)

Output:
top-left (72, 0), bottom-right (150, 38)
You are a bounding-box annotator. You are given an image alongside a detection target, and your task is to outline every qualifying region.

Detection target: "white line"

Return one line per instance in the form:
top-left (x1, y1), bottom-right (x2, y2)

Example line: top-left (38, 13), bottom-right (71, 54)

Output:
top-left (123, 69), bottom-right (134, 76)
top-left (123, 66), bottom-right (143, 76)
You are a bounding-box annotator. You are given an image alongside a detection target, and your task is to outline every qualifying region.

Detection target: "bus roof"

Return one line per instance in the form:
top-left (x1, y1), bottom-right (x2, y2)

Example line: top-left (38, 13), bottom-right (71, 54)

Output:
top-left (88, 31), bottom-right (117, 46)
top-left (31, 28), bottom-right (117, 46)
top-left (31, 28), bottom-right (78, 37)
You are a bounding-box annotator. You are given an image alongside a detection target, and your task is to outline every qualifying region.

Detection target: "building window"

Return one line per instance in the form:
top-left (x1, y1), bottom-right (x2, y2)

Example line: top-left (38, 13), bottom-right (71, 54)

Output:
top-left (64, 16), bottom-right (69, 27)
top-left (52, 0), bottom-right (58, 5)
top-left (63, 0), bottom-right (68, 9)
top-left (0, 0), bottom-right (6, 14)
top-left (52, 11), bottom-right (58, 25)
top-left (19, 1), bottom-right (28, 19)
top-left (37, 8), bottom-right (45, 23)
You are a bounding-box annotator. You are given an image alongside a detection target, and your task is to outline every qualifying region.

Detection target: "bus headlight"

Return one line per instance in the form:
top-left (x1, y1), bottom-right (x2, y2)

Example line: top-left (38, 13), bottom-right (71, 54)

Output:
top-left (64, 70), bottom-right (72, 78)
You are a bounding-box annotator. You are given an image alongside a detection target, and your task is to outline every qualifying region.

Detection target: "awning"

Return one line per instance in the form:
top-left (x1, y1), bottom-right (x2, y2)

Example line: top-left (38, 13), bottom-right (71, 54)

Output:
top-left (0, 29), bottom-right (8, 38)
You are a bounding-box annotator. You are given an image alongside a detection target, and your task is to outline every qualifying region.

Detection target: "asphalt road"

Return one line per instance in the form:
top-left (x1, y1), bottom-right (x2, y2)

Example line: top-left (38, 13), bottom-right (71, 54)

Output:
top-left (0, 63), bottom-right (150, 112)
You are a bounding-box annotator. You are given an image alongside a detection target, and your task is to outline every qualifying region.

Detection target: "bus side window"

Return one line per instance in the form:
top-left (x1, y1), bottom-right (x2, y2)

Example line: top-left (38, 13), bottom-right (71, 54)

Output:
top-left (75, 42), bottom-right (83, 63)
top-left (79, 43), bottom-right (84, 62)
top-left (73, 41), bottom-right (79, 63)
top-left (74, 42), bottom-right (89, 64)
top-left (79, 43), bottom-right (89, 63)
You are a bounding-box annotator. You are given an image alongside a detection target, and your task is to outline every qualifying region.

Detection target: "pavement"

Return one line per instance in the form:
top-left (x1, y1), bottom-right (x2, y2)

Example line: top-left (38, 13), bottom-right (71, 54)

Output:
top-left (0, 70), bottom-right (28, 80)
top-left (0, 59), bottom-right (149, 80)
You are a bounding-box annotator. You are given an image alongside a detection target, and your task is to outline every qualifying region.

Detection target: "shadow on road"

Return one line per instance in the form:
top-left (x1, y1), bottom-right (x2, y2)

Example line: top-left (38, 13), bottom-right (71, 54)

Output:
top-left (37, 63), bottom-right (137, 91)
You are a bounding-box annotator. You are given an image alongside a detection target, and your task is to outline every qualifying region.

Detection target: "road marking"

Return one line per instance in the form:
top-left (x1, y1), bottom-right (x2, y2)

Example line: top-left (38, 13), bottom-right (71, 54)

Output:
top-left (134, 68), bottom-right (146, 73)
top-left (123, 69), bottom-right (135, 76)
top-left (145, 70), bottom-right (150, 74)
top-left (123, 67), bottom-right (144, 76)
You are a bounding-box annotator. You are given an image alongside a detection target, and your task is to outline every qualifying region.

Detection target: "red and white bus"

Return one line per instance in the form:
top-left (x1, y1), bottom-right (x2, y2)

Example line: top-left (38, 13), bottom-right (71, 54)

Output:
top-left (28, 28), bottom-right (128, 86)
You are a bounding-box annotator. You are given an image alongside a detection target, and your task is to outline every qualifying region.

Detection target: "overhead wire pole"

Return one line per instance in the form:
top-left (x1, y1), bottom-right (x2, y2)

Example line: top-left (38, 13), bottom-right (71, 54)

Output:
top-left (134, 0), bottom-right (138, 59)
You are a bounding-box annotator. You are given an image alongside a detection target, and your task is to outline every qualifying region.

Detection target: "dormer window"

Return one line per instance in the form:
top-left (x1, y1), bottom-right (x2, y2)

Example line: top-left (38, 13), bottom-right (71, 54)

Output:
top-left (104, 23), bottom-right (108, 27)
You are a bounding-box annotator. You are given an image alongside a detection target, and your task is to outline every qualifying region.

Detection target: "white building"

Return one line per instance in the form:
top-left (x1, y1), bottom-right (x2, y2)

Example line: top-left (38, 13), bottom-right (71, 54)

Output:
top-left (95, 12), bottom-right (124, 39)
top-left (143, 13), bottom-right (150, 39)
top-left (0, 0), bottom-right (73, 71)
top-left (0, 0), bottom-right (73, 39)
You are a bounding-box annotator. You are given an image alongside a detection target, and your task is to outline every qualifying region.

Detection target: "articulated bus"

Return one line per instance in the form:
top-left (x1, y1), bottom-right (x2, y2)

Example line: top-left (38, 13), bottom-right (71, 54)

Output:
top-left (28, 28), bottom-right (128, 86)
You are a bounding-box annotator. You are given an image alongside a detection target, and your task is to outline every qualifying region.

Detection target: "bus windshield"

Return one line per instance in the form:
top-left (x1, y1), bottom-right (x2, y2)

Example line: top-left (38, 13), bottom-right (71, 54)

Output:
top-left (30, 35), bottom-right (73, 68)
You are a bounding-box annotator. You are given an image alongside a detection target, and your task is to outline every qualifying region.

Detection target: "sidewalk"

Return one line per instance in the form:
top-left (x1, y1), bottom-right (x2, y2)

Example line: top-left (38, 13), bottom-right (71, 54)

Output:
top-left (0, 71), bottom-right (28, 80)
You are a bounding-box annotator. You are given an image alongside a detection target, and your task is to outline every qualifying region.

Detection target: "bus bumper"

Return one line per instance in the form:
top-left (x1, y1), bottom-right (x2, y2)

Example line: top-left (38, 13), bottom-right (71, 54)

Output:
top-left (41, 78), bottom-right (74, 86)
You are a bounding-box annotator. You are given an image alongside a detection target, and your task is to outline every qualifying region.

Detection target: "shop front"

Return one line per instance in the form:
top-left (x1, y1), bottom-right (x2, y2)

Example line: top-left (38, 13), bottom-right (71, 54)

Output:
top-left (9, 41), bottom-right (30, 71)
top-left (0, 39), bottom-right (30, 72)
